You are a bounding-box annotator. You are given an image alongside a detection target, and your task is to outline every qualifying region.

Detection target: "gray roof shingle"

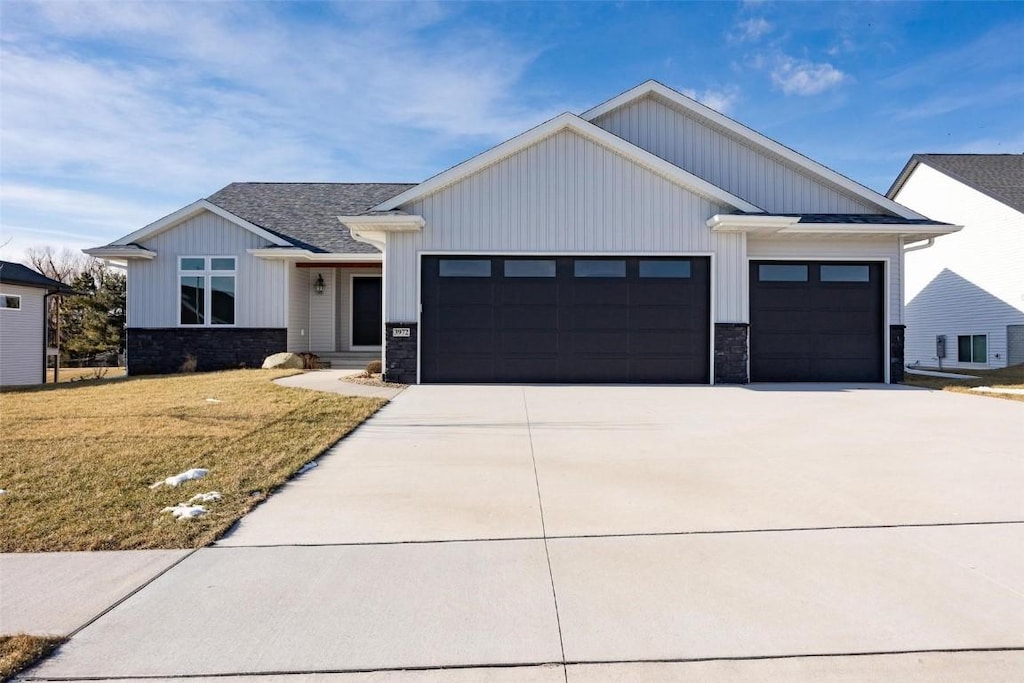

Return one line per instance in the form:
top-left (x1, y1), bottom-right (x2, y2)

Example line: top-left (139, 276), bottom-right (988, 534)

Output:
top-left (0, 261), bottom-right (77, 292)
top-left (890, 154), bottom-right (1024, 215)
top-left (736, 212), bottom-right (951, 225)
top-left (206, 183), bottom-right (416, 253)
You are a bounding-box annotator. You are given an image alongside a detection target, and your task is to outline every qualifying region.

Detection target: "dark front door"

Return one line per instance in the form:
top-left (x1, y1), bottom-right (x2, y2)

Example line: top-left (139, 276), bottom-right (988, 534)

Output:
top-left (749, 260), bottom-right (884, 382)
top-left (420, 256), bottom-right (711, 383)
top-left (351, 277), bottom-right (382, 347)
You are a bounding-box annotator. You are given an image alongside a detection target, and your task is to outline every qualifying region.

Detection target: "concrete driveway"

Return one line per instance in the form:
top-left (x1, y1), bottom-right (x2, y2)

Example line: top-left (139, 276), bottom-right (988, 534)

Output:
top-left (25, 385), bottom-right (1024, 681)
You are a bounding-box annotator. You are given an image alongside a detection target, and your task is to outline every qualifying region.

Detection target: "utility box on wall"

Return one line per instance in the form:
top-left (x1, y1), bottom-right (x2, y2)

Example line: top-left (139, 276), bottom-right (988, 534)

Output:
top-left (936, 335), bottom-right (946, 359)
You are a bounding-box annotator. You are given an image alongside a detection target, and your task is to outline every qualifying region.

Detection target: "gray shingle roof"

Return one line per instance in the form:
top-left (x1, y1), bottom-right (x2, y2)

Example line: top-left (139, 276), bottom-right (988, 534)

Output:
top-left (736, 213), bottom-right (951, 225)
top-left (0, 261), bottom-right (77, 292)
top-left (206, 183), bottom-right (416, 253)
top-left (890, 154), bottom-right (1024, 215)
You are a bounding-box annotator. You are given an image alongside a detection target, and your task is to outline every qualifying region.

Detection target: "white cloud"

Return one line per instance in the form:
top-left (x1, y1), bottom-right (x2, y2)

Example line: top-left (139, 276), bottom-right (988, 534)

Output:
top-left (680, 87), bottom-right (740, 114)
top-left (731, 17), bottom-right (772, 43)
top-left (770, 56), bottom-right (846, 95)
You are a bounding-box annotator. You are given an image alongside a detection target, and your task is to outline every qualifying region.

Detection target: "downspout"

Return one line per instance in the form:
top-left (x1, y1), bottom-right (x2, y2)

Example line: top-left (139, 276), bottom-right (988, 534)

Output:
top-left (903, 237), bottom-right (935, 253)
top-left (42, 290), bottom-right (57, 384)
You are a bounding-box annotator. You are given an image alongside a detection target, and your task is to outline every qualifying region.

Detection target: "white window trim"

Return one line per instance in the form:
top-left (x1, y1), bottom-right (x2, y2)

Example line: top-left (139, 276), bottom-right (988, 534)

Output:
top-left (956, 333), bottom-right (988, 365)
top-left (1, 293), bottom-right (22, 310)
top-left (178, 256), bottom-right (238, 327)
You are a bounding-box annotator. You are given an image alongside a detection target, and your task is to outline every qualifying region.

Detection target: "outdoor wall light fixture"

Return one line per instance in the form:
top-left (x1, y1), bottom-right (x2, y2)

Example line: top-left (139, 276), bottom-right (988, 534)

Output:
top-left (314, 273), bottom-right (325, 295)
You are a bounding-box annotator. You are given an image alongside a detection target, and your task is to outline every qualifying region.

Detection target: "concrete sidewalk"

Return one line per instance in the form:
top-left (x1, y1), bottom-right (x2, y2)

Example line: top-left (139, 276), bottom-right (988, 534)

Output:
top-left (1, 550), bottom-right (190, 636)
top-left (273, 369), bottom-right (404, 400)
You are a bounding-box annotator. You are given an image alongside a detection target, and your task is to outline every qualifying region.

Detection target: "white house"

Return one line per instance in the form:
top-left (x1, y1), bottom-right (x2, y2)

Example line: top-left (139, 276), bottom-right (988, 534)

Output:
top-left (0, 261), bottom-right (76, 386)
top-left (86, 80), bottom-right (957, 384)
top-left (888, 154), bottom-right (1024, 370)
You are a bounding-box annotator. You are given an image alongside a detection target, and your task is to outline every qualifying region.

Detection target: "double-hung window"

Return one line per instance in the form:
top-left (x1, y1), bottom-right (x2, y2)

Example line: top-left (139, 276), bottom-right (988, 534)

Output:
top-left (179, 257), bottom-right (236, 326)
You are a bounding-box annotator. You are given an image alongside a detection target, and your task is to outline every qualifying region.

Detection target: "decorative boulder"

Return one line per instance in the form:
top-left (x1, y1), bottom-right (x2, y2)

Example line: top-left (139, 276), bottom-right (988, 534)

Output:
top-left (262, 352), bottom-right (305, 370)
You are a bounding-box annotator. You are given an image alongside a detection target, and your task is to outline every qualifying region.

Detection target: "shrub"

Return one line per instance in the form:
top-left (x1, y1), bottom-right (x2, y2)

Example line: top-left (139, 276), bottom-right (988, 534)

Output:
top-left (366, 359), bottom-right (382, 375)
top-left (179, 355), bottom-right (197, 373)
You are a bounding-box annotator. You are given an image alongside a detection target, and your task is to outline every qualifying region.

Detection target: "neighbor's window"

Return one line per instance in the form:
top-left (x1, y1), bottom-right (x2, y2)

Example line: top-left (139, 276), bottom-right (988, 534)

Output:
top-left (179, 257), bottom-right (235, 326)
top-left (957, 335), bottom-right (987, 363)
top-left (1, 294), bottom-right (21, 310)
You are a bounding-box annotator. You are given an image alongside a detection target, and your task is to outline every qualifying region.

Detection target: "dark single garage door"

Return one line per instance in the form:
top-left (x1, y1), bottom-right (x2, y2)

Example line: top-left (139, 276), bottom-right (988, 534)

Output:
top-left (421, 256), bottom-right (710, 383)
top-left (749, 260), bottom-right (884, 382)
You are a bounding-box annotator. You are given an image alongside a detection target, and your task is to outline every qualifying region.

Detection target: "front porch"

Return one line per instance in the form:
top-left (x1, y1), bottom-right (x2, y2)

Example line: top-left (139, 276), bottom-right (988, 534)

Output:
top-left (287, 263), bottom-right (383, 367)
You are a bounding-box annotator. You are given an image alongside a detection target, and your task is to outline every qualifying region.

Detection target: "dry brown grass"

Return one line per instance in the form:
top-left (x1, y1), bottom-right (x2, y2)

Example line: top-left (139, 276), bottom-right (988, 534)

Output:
top-left (44, 366), bottom-right (127, 383)
top-left (903, 364), bottom-right (1024, 402)
top-left (0, 635), bottom-right (63, 681)
top-left (0, 370), bottom-right (385, 552)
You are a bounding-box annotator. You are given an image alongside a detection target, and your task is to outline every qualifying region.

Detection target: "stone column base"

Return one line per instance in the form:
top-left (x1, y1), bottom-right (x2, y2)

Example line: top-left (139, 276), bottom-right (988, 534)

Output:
top-left (714, 323), bottom-right (749, 384)
top-left (384, 323), bottom-right (418, 384)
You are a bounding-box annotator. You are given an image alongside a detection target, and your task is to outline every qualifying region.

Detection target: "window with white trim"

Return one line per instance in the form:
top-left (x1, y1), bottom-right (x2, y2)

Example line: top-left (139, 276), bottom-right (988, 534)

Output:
top-left (179, 257), bottom-right (236, 326)
top-left (957, 335), bottom-right (987, 363)
top-left (1, 294), bottom-right (21, 310)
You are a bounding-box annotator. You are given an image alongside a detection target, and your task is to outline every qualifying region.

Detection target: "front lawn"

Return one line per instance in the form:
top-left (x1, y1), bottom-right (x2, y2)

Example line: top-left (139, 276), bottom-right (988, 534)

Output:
top-left (0, 370), bottom-right (385, 552)
top-left (0, 635), bottom-right (64, 681)
top-left (903, 364), bottom-right (1024, 402)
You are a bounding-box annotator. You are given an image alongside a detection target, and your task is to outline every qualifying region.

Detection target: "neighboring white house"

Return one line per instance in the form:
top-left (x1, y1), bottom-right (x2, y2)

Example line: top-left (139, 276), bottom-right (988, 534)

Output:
top-left (0, 261), bottom-right (75, 386)
top-left (87, 80), bottom-right (958, 385)
top-left (888, 154), bottom-right (1024, 370)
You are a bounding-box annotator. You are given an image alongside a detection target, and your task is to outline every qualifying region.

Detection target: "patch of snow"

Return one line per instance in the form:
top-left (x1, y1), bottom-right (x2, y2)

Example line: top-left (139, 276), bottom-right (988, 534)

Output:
top-left (297, 461), bottom-right (318, 475)
top-left (162, 504), bottom-right (207, 520)
top-left (149, 468), bottom-right (209, 489)
top-left (0, 489), bottom-right (6, 495)
top-left (970, 386), bottom-right (1024, 396)
top-left (187, 491), bottom-right (222, 504)
top-left (205, 398), bottom-right (222, 403)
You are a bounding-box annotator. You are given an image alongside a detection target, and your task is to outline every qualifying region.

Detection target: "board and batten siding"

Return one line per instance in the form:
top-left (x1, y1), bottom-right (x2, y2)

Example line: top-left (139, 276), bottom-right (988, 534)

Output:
top-left (336, 268), bottom-right (383, 351)
top-left (0, 284), bottom-right (45, 386)
top-left (127, 211), bottom-right (287, 328)
top-left (894, 163), bottom-right (1024, 369)
top-left (287, 266), bottom-right (310, 352)
top-left (387, 129), bottom-right (745, 323)
top-left (592, 95), bottom-right (880, 214)
top-left (747, 236), bottom-right (903, 325)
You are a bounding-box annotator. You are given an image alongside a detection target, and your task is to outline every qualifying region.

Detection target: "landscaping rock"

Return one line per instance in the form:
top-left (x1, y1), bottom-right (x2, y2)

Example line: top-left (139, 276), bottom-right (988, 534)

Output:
top-left (262, 352), bottom-right (305, 370)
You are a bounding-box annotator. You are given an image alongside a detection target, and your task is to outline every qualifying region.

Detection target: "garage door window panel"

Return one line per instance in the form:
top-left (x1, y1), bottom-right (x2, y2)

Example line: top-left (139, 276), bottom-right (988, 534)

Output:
top-left (758, 264), bottom-right (809, 282)
top-left (574, 260), bottom-right (626, 278)
top-left (439, 260), bottom-right (491, 277)
top-left (639, 260), bottom-right (692, 278)
top-left (820, 265), bottom-right (871, 282)
top-left (504, 260), bottom-right (557, 278)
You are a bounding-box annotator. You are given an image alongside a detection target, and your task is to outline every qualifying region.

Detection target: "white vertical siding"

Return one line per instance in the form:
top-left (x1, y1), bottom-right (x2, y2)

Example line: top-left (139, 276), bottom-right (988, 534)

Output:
top-left (894, 163), bottom-right (1024, 368)
top-left (0, 284), bottom-right (45, 386)
top-left (127, 211), bottom-right (287, 328)
top-left (287, 266), bottom-right (310, 352)
top-left (387, 129), bottom-right (745, 323)
top-left (336, 268), bottom-right (383, 350)
top-left (592, 95), bottom-right (881, 214)
top-left (308, 269), bottom-right (335, 352)
top-left (747, 236), bottom-right (903, 325)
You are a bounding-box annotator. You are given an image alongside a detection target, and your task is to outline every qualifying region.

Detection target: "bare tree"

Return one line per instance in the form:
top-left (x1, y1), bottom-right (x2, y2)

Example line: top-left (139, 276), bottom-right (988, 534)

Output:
top-left (25, 245), bottom-right (97, 284)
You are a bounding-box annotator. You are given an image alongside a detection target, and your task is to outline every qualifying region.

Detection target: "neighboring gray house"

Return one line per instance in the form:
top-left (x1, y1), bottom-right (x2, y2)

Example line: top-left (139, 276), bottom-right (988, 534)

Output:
top-left (888, 154), bottom-right (1024, 369)
top-left (0, 261), bottom-right (75, 386)
top-left (87, 80), bottom-right (957, 384)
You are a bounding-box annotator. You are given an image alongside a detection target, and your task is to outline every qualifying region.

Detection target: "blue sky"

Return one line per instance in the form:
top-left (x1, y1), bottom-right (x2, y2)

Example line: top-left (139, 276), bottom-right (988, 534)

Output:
top-left (1, 1), bottom-right (1022, 261)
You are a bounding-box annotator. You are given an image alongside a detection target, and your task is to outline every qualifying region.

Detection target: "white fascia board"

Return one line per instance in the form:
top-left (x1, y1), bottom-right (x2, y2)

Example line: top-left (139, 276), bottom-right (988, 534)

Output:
top-left (247, 248), bottom-right (383, 262)
top-left (112, 199), bottom-right (292, 248)
top-left (778, 223), bottom-right (962, 238)
top-left (707, 215), bottom-right (799, 232)
top-left (372, 113), bottom-right (761, 213)
top-left (82, 245), bottom-right (157, 260)
top-left (583, 80), bottom-right (926, 220)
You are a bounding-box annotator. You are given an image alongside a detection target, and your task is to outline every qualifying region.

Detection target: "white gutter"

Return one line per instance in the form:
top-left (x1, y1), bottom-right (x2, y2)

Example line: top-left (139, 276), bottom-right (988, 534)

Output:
top-left (903, 237), bottom-right (935, 253)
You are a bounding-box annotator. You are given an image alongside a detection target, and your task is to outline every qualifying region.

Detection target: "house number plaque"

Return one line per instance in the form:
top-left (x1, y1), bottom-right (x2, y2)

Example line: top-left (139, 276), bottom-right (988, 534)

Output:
top-left (392, 328), bottom-right (411, 337)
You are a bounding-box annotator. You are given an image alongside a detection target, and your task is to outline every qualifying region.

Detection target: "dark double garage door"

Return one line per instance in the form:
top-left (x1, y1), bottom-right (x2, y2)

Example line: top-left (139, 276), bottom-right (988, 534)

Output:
top-left (421, 256), bottom-right (711, 383)
top-left (419, 256), bottom-right (885, 384)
